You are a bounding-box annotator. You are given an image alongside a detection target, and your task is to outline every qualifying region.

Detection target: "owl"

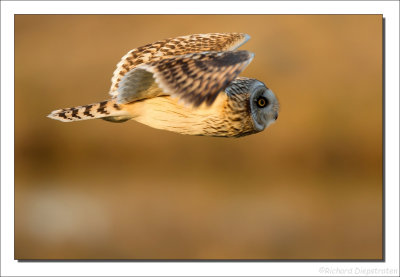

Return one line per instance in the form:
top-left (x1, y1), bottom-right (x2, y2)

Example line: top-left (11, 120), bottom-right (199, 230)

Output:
top-left (48, 33), bottom-right (279, 137)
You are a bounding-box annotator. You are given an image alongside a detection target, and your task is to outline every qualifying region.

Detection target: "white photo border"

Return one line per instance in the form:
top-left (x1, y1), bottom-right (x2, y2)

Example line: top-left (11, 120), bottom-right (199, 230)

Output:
top-left (1, 1), bottom-right (399, 276)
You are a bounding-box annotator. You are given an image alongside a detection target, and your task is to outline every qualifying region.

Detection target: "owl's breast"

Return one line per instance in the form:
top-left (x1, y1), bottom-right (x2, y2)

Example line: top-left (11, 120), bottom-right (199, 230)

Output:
top-left (125, 92), bottom-right (255, 137)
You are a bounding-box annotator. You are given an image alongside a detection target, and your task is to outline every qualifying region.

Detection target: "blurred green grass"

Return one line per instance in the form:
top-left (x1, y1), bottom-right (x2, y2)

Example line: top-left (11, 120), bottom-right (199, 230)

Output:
top-left (15, 15), bottom-right (382, 259)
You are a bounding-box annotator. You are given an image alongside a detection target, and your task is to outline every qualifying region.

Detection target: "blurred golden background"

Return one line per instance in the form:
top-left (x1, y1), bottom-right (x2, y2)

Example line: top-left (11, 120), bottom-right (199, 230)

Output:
top-left (15, 15), bottom-right (382, 259)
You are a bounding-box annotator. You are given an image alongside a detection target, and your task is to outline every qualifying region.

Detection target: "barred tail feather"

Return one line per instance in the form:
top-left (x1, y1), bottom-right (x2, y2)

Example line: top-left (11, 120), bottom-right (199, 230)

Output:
top-left (47, 100), bottom-right (131, 123)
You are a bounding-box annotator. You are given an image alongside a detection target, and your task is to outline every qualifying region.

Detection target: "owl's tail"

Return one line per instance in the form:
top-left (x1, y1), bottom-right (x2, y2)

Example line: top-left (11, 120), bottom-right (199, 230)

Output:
top-left (47, 99), bottom-right (132, 123)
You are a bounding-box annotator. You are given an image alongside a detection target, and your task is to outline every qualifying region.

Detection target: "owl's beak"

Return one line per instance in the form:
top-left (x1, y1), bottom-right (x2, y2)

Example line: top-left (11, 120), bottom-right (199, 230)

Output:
top-left (274, 112), bottom-right (278, 121)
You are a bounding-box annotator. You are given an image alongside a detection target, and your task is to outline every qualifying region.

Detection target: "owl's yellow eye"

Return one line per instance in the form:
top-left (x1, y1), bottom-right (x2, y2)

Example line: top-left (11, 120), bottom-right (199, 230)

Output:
top-left (256, 96), bottom-right (269, 108)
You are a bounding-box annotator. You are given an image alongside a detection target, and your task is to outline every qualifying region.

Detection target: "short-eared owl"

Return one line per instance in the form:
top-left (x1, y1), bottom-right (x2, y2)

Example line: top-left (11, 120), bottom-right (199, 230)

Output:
top-left (48, 33), bottom-right (279, 137)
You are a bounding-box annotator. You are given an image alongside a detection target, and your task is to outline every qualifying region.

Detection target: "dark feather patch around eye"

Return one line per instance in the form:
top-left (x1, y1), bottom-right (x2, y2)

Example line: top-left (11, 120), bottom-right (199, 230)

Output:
top-left (256, 96), bottom-right (269, 108)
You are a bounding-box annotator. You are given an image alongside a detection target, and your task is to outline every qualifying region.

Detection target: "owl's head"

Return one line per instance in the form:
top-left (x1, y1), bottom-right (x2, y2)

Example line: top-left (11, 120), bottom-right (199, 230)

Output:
top-left (248, 80), bottom-right (279, 131)
top-left (225, 78), bottom-right (279, 135)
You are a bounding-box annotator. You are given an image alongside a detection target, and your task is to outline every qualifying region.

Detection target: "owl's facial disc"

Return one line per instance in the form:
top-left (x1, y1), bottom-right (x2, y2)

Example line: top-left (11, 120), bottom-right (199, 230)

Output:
top-left (249, 81), bottom-right (279, 131)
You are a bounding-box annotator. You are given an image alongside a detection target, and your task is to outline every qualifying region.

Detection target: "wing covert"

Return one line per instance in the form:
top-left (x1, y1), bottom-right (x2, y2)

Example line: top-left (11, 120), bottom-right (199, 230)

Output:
top-left (116, 50), bottom-right (254, 107)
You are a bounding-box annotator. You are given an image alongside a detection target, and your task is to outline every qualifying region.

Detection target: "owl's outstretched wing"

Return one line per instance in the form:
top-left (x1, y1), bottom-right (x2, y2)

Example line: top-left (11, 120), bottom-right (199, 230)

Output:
top-left (110, 33), bottom-right (250, 95)
top-left (117, 50), bottom-right (254, 107)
